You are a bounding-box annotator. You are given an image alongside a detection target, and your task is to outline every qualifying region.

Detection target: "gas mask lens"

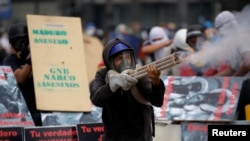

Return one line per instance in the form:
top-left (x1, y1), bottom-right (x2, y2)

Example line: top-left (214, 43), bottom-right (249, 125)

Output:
top-left (188, 36), bottom-right (204, 51)
top-left (195, 36), bottom-right (204, 50)
top-left (111, 51), bottom-right (135, 73)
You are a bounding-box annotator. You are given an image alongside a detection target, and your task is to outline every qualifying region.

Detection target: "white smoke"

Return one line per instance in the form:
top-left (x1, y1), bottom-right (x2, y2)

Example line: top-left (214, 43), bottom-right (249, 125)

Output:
top-left (188, 4), bottom-right (250, 68)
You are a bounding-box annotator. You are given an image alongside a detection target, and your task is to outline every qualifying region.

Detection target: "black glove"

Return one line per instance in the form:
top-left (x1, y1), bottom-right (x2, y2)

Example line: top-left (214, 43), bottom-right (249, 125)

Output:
top-left (16, 47), bottom-right (29, 59)
top-left (15, 44), bottom-right (31, 65)
top-left (20, 47), bottom-right (30, 60)
top-left (26, 53), bottom-right (32, 65)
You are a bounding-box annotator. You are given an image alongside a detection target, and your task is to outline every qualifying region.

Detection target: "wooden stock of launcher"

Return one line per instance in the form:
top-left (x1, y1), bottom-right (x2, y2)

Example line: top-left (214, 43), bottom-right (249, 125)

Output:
top-left (129, 53), bottom-right (181, 79)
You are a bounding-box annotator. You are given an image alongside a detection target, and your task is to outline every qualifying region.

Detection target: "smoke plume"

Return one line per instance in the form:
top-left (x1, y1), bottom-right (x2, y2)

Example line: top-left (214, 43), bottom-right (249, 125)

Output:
top-left (188, 4), bottom-right (250, 68)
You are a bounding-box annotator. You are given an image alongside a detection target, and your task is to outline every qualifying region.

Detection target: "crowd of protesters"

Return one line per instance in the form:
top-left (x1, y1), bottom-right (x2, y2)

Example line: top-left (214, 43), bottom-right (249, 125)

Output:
top-left (92, 10), bottom-right (250, 80)
top-left (0, 8), bottom-right (249, 79)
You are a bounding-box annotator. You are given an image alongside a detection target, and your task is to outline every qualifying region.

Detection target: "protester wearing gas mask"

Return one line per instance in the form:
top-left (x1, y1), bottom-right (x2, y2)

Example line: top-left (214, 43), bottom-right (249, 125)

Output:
top-left (89, 38), bottom-right (165, 141)
top-left (184, 24), bottom-right (219, 76)
top-left (2, 23), bottom-right (42, 126)
top-left (186, 24), bottom-right (207, 52)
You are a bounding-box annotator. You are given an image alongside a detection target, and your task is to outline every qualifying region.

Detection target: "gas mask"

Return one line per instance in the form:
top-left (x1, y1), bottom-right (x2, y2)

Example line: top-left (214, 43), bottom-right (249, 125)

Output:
top-left (110, 51), bottom-right (136, 73)
top-left (195, 36), bottom-right (205, 51)
top-left (188, 36), bottom-right (205, 51)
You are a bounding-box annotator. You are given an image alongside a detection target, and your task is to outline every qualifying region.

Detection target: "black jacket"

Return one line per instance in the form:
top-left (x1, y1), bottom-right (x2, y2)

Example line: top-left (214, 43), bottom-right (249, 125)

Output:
top-left (89, 68), bottom-right (165, 141)
top-left (2, 54), bottom-right (42, 126)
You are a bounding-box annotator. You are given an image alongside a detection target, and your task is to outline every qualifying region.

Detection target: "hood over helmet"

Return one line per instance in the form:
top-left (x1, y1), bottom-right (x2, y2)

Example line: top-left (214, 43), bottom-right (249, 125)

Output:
top-left (102, 38), bottom-right (136, 72)
top-left (215, 11), bottom-right (236, 29)
top-left (215, 11), bottom-right (238, 36)
top-left (149, 26), bottom-right (169, 44)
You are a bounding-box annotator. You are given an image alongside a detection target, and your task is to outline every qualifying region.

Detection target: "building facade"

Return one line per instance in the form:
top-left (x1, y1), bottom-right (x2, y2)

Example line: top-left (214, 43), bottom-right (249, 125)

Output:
top-left (1, 0), bottom-right (249, 32)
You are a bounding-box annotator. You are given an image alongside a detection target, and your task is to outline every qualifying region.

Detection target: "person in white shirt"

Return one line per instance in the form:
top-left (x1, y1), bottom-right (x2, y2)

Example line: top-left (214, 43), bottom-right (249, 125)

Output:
top-left (141, 26), bottom-right (172, 76)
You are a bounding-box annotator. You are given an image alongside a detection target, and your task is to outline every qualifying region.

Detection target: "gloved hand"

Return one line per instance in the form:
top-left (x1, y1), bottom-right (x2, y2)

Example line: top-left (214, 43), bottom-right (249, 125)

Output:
top-left (107, 70), bottom-right (138, 92)
top-left (16, 46), bottom-right (30, 63)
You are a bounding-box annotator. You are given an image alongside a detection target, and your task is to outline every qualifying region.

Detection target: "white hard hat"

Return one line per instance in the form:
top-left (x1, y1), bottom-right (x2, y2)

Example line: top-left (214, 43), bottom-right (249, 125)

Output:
top-left (171, 28), bottom-right (190, 51)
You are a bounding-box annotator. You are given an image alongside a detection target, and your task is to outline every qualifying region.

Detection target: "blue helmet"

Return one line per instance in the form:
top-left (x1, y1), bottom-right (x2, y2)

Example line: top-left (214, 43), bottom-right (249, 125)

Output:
top-left (102, 38), bottom-right (136, 72)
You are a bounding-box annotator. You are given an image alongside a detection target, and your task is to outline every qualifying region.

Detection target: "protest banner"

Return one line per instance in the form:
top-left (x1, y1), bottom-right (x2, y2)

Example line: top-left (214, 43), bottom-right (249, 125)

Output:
top-left (76, 123), bottom-right (104, 141)
top-left (154, 76), bottom-right (243, 121)
top-left (24, 125), bottom-right (77, 141)
top-left (0, 126), bottom-right (24, 141)
top-left (0, 66), bottom-right (34, 127)
top-left (26, 14), bottom-right (91, 112)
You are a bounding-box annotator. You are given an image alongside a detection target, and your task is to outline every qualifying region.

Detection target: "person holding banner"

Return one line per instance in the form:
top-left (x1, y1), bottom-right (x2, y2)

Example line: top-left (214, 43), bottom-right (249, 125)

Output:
top-left (2, 23), bottom-right (42, 126)
top-left (89, 38), bottom-right (165, 141)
